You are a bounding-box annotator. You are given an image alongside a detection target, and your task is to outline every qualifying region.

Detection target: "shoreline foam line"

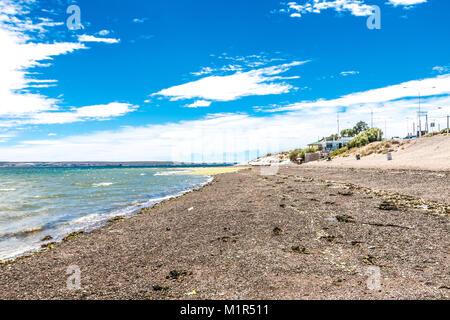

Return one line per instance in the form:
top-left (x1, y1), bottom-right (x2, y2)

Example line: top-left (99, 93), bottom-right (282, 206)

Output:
top-left (0, 175), bottom-right (215, 262)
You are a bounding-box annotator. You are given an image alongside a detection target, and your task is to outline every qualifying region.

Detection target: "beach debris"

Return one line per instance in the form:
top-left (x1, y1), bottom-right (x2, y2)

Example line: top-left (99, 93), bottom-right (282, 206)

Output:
top-left (291, 245), bottom-right (310, 254)
top-left (336, 215), bottom-right (356, 223)
top-left (317, 230), bottom-right (336, 242)
top-left (321, 235), bottom-right (336, 242)
top-left (218, 236), bottom-right (233, 243)
top-left (187, 290), bottom-right (197, 296)
top-left (40, 242), bottom-right (56, 249)
top-left (0, 259), bottom-right (14, 265)
top-left (338, 190), bottom-right (353, 196)
top-left (378, 200), bottom-right (399, 211)
top-left (280, 203), bottom-right (287, 208)
top-left (62, 231), bottom-right (84, 242)
top-left (167, 270), bottom-right (191, 282)
top-left (188, 207), bottom-right (194, 212)
top-left (351, 241), bottom-right (363, 246)
top-left (362, 255), bottom-right (378, 265)
top-left (332, 279), bottom-right (345, 286)
top-left (364, 222), bottom-right (411, 229)
top-left (166, 226), bottom-right (171, 231)
top-left (152, 285), bottom-right (170, 292)
top-left (273, 227), bottom-right (284, 235)
top-left (108, 216), bottom-right (125, 223)
top-left (40, 235), bottom-right (53, 242)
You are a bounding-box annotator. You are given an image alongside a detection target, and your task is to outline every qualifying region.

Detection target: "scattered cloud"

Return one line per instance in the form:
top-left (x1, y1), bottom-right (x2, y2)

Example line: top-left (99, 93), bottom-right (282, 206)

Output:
top-left (264, 74), bottom-right (450, 112)
top-left (154, 61), bottom-right (308, 102)
top-left (0, 24), bottom-right (86, 117)
top-left (185, 100), bottom-right (212, 108)
top-left (191, 67), bottom-right (217, 76)
top-left (98, 30), bottom-right (111, 36)
top-left (340, 70), bottom-right (360, 76)
top-left (78, 35), bottom-right (120, 44)
top-left (387, 0), bottom-right (427, 7)
top-left (132, 18), bottom-right (149, 24)
top-left (282, 0), bottom-right (374, 19)
top-left (0, 0), bottom-right (132, 130)
top-left (433, 65), bottom-right (449, 74)
top-left (22, 103), bottom-right (138, 125)
top-left (2, 94), bottom-right (449, 161)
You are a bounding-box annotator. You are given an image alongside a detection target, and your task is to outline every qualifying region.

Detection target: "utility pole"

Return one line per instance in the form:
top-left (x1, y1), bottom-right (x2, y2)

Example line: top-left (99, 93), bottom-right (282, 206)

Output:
top-left (418, 95), bottom-right (422, 138)
top-left (371, 109), bottom-right (374, 128)
top-left (447, 115), bottom-right (449, 135)
top-left (406, 118), bottom-right (410, 139)
top-left (337, 112), bottom-right (340, 138)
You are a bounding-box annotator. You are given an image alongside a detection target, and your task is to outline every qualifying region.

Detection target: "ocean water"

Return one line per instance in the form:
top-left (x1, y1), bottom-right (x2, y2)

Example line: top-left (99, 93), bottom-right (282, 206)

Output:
top-left (0, 167), bottom-right (212, 260)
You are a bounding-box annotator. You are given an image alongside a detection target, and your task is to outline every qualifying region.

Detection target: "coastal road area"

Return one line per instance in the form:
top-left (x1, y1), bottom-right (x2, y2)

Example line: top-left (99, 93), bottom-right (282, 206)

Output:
top-left (0, 166), bottom-right (449, 299)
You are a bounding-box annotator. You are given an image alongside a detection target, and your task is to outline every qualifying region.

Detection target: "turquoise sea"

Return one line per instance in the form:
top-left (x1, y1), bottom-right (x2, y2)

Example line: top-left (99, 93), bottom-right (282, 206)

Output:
top-left (0, 166), bottom-right (212, 260)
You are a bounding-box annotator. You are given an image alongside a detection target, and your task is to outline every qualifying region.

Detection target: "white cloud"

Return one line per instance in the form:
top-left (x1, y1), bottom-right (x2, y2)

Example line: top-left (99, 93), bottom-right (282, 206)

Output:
top-left (0, 1), bottom-right (131, 127)
top-left (185, 100), bottom-right (212, 108)
top-left (1, 94), bottom-right (449, 162)
top-left (154, 61), bottom-right (308, 102)
top-left (78, 35), bottom-right (120, 44)
top-left (433, 65), bottom-right (449, 74)
top-left (284, 0), bottom-right (374, 19)
top-left (98, 30), bottom-right (111, 36)
top-left (132, 18), bottom-right (149, 24)
top-left (340, 70), bottom-right (360, 76)
top-left (265, 74), bottom-right (450, 112)
top-left (0, 22), bottom-right (86, 117)
top-left (387, 0), bottom-right (427, 7)
top-left (22, 103), bottom-right (138, 125)
top-left (191, 67), bottom-right (216, 76)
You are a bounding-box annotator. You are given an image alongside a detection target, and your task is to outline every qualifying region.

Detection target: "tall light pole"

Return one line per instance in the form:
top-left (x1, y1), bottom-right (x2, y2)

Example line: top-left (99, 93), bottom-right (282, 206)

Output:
top-left (337, 112), bottom-right (340, 138)
top-left (403, 86), bottom-right (436, 138)
top-left (406, 117), bottom-right (411, 139)
top-left (371, 109), bottom-right (374, 128)
top-left (359, 104), bottom-right (374, 128)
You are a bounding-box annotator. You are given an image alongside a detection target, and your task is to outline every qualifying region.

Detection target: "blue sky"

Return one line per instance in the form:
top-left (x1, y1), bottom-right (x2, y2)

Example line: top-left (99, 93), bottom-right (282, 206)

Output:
top-left (0, 0), bottom-right (449, 162)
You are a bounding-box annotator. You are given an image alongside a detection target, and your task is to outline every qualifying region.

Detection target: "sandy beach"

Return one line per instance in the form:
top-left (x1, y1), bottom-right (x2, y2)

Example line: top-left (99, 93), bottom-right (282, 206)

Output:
top-left (0, 165), bottom-right (448, 300)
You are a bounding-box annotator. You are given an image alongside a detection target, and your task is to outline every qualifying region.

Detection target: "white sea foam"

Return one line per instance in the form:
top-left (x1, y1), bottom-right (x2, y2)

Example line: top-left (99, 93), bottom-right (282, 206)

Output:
top-left (0, 188), bottom-right (16, 192)
top-left (154, 170), bottom-right (193, 176)
top-left (0, 169), bottom-right (213, 261)
top-left (92, 182), bottom-right (114, 187)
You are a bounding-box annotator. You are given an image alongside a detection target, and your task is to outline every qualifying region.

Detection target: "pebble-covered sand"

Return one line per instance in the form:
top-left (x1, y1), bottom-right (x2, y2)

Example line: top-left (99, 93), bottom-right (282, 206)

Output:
top-left (0, 166), bottom-right (448, 300)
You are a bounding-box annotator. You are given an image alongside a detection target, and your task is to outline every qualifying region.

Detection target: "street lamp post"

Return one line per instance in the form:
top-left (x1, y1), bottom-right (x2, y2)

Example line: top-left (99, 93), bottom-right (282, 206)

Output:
top-left (403, 86), bottom-right (436, 138)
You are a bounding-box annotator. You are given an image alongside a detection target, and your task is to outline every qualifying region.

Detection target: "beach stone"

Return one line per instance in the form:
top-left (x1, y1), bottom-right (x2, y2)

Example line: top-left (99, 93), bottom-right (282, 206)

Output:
top-left (336, 215), bottom-right (356, 223)
top-left (378, 200), bottom-right (399, 211)
top-left (273, 227), bottom-right (284, 235)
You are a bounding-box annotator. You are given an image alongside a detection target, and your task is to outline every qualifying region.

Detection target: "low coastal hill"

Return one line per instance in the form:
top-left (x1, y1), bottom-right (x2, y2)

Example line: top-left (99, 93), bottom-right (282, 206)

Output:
top-left (249, 135), bottom-right (449, 171)
top-left (304, 135), bottom-right (450, 171)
